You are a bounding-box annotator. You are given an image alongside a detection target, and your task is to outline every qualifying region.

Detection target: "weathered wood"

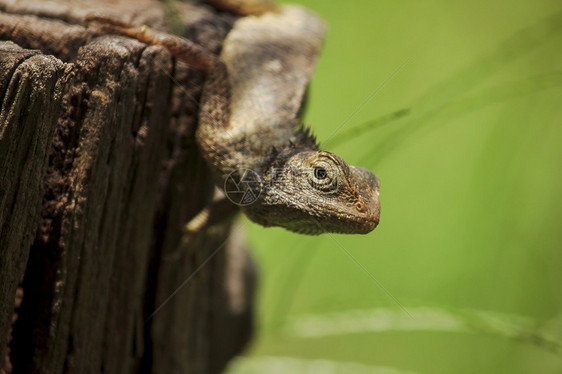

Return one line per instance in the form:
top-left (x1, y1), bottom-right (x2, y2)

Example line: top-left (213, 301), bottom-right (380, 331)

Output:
top-left (0, 1), bottom-right (255, 373)
top-left (0, 41), bottom-right (69, 374)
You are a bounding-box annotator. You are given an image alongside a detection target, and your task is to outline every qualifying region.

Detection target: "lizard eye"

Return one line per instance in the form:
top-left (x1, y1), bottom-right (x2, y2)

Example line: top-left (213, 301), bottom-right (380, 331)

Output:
top-left (314, 167), bottom-right (327, 179)
top-left (310, 161), bottom-right (339, 192)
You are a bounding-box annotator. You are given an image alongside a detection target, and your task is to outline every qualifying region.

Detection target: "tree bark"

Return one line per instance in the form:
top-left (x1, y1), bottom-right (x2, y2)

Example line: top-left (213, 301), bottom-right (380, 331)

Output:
top-left (0, 1), bottom-right (255, 373)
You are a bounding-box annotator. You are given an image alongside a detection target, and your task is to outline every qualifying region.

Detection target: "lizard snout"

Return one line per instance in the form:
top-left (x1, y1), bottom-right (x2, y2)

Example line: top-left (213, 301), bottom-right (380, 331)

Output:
top-left (349, 166), bottom-right (381, 232)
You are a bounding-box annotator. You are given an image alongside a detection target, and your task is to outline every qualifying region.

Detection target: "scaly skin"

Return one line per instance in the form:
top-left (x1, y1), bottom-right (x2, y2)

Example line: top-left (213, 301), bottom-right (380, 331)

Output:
top-left (86, 3), bottom-right (380, 235)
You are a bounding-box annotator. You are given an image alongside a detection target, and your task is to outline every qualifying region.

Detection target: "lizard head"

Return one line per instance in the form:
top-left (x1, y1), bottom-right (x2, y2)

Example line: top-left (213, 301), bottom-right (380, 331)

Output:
top-left (242, 150), bottom-right (380, 235)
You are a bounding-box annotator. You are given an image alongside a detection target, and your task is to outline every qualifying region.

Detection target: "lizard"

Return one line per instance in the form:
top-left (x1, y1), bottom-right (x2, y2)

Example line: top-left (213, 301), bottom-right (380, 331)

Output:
top-left (85, 0), bottom-right (381, 235)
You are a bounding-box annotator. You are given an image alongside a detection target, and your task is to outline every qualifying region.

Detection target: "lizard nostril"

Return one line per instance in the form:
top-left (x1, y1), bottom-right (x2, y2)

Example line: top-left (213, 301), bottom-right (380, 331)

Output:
top-left (355, 201), bottom-right (365, 212)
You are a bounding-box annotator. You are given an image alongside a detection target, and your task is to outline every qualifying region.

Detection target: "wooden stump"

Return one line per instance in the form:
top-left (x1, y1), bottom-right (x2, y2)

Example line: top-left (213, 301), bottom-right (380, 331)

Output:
top-left (0, 1), bottom-right (255, 373)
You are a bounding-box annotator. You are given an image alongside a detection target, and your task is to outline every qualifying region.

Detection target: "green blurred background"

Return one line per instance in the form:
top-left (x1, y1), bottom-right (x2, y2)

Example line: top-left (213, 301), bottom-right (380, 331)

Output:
top-left (226, 1), bottom-right (562, 373)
